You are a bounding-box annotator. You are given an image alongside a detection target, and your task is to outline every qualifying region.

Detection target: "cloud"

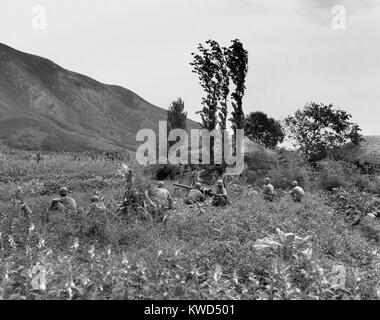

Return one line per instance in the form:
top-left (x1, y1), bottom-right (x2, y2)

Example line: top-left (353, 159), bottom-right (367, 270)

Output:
top-left (296, 0), bottom-right (379, 24)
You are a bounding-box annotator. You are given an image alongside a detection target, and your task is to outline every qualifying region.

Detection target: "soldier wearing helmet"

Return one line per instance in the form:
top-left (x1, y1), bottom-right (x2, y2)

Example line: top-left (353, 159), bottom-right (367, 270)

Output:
top-left (211, 180), bottom-right (228, 207)
top-left (87, 194), bottom-right (107, 238)
top-left (155, 181), bottom-right (173, 210)
top-left (289, 181), bottom-right (305, 202)
top-left (185, 182), bottom-right (206, 205)
top-left (89, 195), bottom-right (106, 214)
top-left (50, 186), bottom-right (77, 211)
top-left (21, 203), bottom-right (33, 218)
top-left (90, 195), bottom-right (101, 203)
top-left (263, 177), bottom-right (275, 202)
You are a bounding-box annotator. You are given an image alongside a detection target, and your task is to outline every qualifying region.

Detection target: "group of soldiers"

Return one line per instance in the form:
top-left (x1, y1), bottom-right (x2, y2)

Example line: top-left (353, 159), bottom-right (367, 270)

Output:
top-left (155, 176), bottom-right (305, 211)
top-left (185, 180), bottom-right (229, 207)
top-left (48, 187), bottom-right (107, 216)
top-left (263, 177), bottom-right (305, 202)
top-left (15, 175), bottom-right (305, 229)
top-left (48, 176), bottom-right (304, 213)
top-left (150, 179), bottom-right (228, 211)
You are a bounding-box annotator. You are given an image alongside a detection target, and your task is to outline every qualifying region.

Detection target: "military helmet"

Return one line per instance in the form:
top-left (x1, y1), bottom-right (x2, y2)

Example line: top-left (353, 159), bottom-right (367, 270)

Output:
top-left (158, 181), bottom-right (165, 188)
top-left (216, 180), bottom-right (224, 186)
top-left (292, 181), bottom-right (298, 187)
top-left (91, 195), bottom-right (101, 203)
top-left (195, 182), bottom-right (202, 189)
top-left (59, 187), bottom-right (68, 196)
top-left (264, 177), bottom-right (271, 183)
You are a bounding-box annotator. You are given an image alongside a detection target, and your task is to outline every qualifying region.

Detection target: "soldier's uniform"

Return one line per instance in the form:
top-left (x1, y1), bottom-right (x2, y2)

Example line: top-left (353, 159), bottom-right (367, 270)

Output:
top-left (155, 182), bottom-right (173, 210)
top-left (21, 203), bottom-right (33, 217)
top-left (290, 181), bottom-right (305, 202)
top-left (211, 180), bottom-right (229, 207)
top-left (61, 196), bottom-right (77, 211)
top-left (86, 195), bottom-right (107, 239)
top-left (263, 178), bottom-right (275, 202)
top-left (50, 187), bottom-right (77, 212)
top-left (89, 195), bottom-right (106, 214)
top-left (185, 183), bottom-right (206, 205)
top-left (153, 182), bottom-right (173, 223)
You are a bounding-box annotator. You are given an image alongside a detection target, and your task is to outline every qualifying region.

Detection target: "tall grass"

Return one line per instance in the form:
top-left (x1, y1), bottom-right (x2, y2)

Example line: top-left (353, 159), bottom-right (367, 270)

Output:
top-left (0, 150), bottom-right (379, 300)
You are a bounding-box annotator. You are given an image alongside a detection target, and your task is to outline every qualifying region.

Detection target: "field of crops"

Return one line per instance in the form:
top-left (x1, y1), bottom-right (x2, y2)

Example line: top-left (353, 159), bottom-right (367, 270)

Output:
top-left (0, 151), bottom-right (379, 300)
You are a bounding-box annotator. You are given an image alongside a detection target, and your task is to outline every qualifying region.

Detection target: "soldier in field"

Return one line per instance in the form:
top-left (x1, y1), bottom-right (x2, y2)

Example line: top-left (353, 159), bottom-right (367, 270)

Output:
top-left (211, 180), bottom-right (229, 207)
top-left (289, 181), bottom-right (305, 203)
top-left (263, 177), bottom-right (275, 202)
top-left (50, 187), bottom-right (77, 212)
top-left (86, 195), bottom-right (107, 239)
top-left (185, 182), bottom-right (206, 205)
top-left (12, 187), bottom-right (33, 218)
top-left (155, 181), bottom-right (173, 210)
top-left (20, 203), bottom-right (33, 218)
top-left (89, 195), bottom-right (106, 214)
top-left (151, 181), bottom-right (173, 224)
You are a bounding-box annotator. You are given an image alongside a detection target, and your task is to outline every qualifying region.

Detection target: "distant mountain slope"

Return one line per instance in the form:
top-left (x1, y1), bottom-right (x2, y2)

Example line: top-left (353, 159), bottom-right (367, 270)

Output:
top-left (0, 43), bottom-right (199, 152)
top-left (341, 135), bottom-right (380, 165)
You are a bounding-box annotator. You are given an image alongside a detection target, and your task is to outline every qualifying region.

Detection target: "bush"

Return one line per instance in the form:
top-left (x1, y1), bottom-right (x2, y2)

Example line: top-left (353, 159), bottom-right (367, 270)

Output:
top-left (244, 150), bottom-right (278, 173)
top-left (359, 217), bottom-right (380, 243)
top-left (316, 159), bottom-right (357, 191)
top-left (364, 176), bottom-right (380, 195)
top-left (144, 165), bottom-right (179, 180)
top-left (268, 151), bottom-right (312, 189)
top-left (244, 149), bottom-right (312, 190)
top-left (199, 165), bottom-right (226, 185)
top-left (328, 187), bottom-right (380, 242)
top-left (243, 149), bottom-right (278, 186)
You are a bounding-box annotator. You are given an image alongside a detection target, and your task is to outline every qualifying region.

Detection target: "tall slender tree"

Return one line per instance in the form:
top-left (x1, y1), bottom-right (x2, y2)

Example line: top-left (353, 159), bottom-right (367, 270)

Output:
top-left (191, 39), bottom-right (249, 163)
top-left (208, 40), bottom-right (230, 165)
top-left (191, 43), bottom-right (219, 131)
top-left (226, 39), bottom-right (249, 145)
top-left (191, 41), bottom-right (224, 164)
top-left (204, 40), bottom-right (230, 133)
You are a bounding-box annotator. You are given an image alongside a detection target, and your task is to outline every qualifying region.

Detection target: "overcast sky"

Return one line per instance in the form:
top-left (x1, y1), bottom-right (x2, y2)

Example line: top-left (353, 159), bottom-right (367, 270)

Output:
top-left (1, 0), bottom-right (379, 135)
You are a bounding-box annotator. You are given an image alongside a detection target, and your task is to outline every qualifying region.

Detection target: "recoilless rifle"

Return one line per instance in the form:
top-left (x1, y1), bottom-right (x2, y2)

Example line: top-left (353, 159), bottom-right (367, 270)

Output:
top-left (172, 183), bottom-right (219, 197)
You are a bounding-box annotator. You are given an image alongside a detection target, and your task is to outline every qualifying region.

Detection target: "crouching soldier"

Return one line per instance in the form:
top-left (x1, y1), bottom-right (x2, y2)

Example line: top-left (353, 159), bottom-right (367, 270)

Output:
top-left (86, 195), bottom-right (108, 240)
top-left (289, 181), bottom-right (305, 203)
top-left (89, 195), bottom-right (106, 214)
top-left (185, 182), bottom-right (206, 205)
top-left (211, 180), bottom-right (229, 207)
top-left (155, 181), bottom-right (173, 210)
top-left (20, 203), bottom-right (33, 218)
top-left (154, 181), bottom-right (173, 223)
top-left (49, 187), bottom-right (77, 212)
top-left (12, 187), bottom-right (33, 218)
top-left (263, 178), bottom-right (275, 202)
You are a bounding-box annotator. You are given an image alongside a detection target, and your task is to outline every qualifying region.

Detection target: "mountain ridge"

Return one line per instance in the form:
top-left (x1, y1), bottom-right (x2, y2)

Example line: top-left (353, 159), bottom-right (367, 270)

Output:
top-left (0, 42), bottom-right (199, 152)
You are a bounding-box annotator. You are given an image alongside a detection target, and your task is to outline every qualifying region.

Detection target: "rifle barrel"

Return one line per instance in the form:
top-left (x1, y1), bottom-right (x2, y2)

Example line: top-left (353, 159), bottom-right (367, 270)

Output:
top-left (173, 183), bottom-right (194, 189)
top-left (173, 184), bottom-right (220, 197)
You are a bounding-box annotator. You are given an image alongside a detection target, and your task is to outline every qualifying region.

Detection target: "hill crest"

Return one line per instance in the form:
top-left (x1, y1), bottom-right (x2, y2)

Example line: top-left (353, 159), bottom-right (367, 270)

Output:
top-left (0, 43), bottom-right (199, 152)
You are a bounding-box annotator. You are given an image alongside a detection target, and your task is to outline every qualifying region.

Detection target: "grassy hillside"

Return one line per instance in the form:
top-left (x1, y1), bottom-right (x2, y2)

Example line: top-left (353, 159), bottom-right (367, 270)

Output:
top-left (340, 136), bottom-right (380, 166)
top-left (0, 150), bottom-right (379, 300)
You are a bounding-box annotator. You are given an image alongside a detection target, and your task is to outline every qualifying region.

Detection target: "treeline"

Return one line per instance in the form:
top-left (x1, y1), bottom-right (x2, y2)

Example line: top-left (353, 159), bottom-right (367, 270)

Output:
top-left (166, 38), bottom-right (364, 167)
